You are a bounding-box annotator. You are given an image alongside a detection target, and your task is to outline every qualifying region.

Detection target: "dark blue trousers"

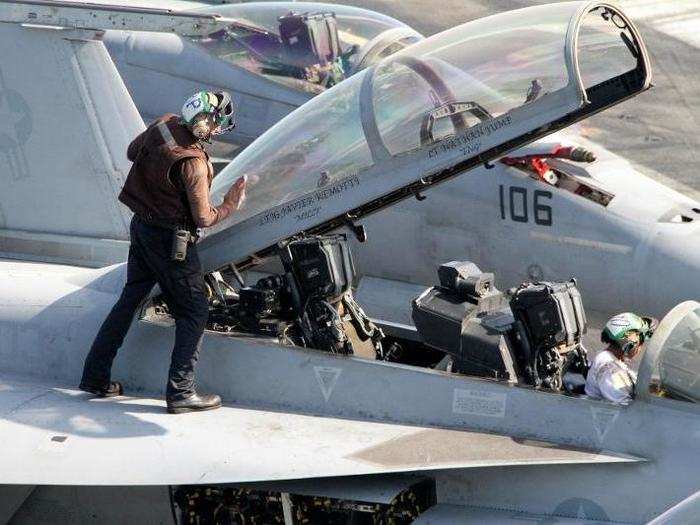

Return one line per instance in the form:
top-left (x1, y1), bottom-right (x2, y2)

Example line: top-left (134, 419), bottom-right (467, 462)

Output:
top-left (81, 216), bottom-right (209, 401)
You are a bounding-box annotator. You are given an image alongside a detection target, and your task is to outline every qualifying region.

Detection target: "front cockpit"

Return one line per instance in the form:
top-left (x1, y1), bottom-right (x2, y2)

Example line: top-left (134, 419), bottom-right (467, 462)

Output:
top-left (190, 2), bottom-right (423, 94)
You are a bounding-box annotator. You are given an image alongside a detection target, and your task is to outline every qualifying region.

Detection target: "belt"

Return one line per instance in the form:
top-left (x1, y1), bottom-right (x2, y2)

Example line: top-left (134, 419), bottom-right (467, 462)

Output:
top-left (136, 214), bottom-right (180, 231)
top-left (135, 214), bottom-right (199, 240)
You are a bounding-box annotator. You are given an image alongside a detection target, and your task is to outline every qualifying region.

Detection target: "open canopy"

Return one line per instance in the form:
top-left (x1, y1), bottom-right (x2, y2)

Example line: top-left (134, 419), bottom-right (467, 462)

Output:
top-left (200, 1), bottom-right (651, 274)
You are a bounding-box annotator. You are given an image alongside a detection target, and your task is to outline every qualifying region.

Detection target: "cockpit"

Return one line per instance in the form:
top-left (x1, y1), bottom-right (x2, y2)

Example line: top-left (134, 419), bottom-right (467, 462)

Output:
top-left (160, 1), bottom-right (656, 401)
top-left (189, 2), bottom-right (423, 94)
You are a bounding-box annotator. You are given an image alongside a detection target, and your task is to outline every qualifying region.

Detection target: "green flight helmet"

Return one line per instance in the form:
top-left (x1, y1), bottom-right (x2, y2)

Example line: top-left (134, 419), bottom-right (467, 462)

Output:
top-left (181, 90), bottom-right (236, 136)
top-left (601, 312), bottom-right (655, 354)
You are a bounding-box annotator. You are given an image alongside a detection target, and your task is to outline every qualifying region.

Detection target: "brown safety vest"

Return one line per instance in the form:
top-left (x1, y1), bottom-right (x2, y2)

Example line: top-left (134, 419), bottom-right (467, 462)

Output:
top-left (119, 114), bottom-right (213, 229)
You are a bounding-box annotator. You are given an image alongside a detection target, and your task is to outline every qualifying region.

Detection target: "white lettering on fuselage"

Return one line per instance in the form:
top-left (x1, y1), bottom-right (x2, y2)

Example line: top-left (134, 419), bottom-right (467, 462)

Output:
top-left (258, 174), bottom-right (361, 227)
top-left (428, 114), bottom-right (513, 161)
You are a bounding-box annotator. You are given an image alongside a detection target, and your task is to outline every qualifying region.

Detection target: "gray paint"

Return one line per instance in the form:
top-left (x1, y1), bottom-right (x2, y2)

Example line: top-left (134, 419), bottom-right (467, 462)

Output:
top-left (648, 490), bottom-right (700, 525)
top-left (8, 486), bottom-right (172, 525)
top-left (0, 23), bottom-right (138, 242)
top-left (413, 503), bottom-right (612, 524)
top-left (0, 3), bottom-right (697, 524)
top-left (0, 371), bottom-right (638, 486)
top-left (0, 486), bottom-right (34, 524)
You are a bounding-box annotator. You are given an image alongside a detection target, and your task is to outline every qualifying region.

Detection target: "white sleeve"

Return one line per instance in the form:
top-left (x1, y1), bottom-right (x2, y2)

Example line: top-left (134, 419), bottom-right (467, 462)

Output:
top-left (597, 362), bottom-right (634, 405)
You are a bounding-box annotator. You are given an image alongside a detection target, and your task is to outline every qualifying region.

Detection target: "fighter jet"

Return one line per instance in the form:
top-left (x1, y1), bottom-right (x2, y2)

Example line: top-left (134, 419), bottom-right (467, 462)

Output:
top-left (0, 1), bottom-right (699, 523)
top-left (100, 0), bottom-right (424, 147)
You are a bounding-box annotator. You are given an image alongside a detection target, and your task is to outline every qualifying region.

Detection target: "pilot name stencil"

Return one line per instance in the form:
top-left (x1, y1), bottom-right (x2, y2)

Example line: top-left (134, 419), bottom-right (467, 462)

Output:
top-left (258, 174), bottom-right (361, 227)
top-left (452, 388), bottom-right (506, 418)
top-left (295, 207), bottom-right (321, 222)
top-left (428, 114), bottom-right (512, 160)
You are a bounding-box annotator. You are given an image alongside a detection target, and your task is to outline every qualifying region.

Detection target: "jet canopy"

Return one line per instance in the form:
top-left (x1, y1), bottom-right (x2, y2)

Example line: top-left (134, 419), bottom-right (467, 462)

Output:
top-left (200, 1), bottom-right (651, 274)
top-left (191, 2), bottom-right (423, 93)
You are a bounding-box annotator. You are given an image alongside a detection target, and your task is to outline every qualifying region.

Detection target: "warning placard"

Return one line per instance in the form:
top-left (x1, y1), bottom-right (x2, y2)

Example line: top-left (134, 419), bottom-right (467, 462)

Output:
top-left (452, 388), bottom-right (507, 418)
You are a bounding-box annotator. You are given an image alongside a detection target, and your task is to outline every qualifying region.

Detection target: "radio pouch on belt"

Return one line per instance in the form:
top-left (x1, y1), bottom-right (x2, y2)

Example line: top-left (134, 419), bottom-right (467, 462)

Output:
top-left (171, 229), bottom-right (191, 262)
top-left (170, 171), bottom-right (197, 262)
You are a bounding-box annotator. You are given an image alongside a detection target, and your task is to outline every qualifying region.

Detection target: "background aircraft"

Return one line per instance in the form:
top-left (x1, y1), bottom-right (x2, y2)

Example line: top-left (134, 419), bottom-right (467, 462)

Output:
top-left (101, 1), bottom-right (423, 147)
top-left (0, 2), bottom-right (698, 524)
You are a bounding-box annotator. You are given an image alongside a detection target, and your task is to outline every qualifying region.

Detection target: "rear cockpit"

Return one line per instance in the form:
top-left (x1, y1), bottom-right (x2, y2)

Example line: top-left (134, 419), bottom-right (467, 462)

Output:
top-left (144, 229), bottom-right (700, 408)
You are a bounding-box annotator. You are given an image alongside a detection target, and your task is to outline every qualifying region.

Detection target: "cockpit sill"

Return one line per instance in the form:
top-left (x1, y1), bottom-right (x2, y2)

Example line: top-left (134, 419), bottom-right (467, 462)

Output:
top-left (140, 290), bottom-right (578, 397)
top-left (139, 270), bottom-right (699, 416)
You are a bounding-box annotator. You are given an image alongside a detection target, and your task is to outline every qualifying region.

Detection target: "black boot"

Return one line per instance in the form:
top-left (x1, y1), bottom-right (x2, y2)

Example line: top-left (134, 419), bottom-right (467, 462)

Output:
top-left (167, 392), bottom-right (222, 414)
top-left (79, 380), bottom-right (123, 398)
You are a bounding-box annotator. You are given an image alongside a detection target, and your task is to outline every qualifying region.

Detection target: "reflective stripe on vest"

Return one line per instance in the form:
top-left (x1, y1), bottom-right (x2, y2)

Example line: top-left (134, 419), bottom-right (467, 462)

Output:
top-left (157, 121), bottom-right (176, 147)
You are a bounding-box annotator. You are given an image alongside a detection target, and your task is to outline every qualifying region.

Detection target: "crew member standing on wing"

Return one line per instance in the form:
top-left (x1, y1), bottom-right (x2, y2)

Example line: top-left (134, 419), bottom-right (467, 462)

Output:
top-left (79, 91), bottom-right (247, 414)
top-left (585, 313), bottom-right (656, 405)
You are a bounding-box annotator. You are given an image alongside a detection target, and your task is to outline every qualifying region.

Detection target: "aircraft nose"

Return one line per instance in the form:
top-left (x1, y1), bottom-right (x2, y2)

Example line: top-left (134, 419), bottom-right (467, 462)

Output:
top-left (639, 223), bottom-right (700, 318)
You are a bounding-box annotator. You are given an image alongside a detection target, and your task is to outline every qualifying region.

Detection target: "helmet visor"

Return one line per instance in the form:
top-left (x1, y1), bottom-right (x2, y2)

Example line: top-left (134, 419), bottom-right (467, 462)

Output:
top-left (212, 93), bottom-right (236, 135)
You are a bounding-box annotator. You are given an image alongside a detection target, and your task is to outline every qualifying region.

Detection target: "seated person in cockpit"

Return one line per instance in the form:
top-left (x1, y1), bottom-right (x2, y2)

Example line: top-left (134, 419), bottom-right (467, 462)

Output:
top-left (585, 313), bottom-right (655, 405)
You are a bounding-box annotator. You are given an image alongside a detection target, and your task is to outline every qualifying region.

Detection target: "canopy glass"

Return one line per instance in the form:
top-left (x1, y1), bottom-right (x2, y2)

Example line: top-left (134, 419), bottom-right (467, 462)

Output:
top-left (201, 1), bottom-right (651, 273)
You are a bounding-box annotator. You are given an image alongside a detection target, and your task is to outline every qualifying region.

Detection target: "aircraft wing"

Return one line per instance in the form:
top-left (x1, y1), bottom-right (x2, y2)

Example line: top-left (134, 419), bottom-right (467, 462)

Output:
top-left (0, 373), bottom-right (642, 485)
